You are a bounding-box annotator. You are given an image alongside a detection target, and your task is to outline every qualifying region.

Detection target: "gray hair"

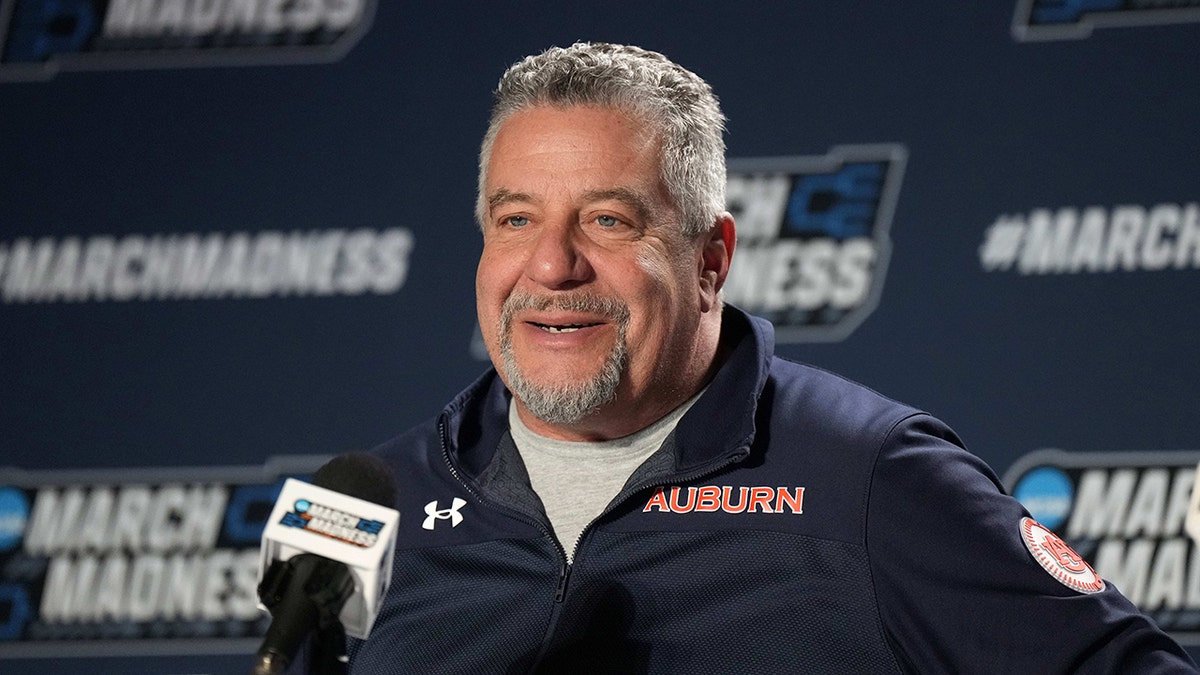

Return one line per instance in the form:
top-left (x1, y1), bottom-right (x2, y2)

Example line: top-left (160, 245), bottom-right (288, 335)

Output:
top-left (476, 42), bottom-right (727, 237)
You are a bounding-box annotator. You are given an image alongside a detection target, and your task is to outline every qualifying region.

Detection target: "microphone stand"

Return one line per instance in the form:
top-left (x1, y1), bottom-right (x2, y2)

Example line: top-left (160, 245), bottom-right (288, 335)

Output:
top-left (252, 554), bottom-right (355, 675)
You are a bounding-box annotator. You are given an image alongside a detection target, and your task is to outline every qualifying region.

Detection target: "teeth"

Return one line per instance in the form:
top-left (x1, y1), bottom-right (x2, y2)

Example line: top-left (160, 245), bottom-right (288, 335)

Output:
top-left (531, 321), bottom-right (600, 334)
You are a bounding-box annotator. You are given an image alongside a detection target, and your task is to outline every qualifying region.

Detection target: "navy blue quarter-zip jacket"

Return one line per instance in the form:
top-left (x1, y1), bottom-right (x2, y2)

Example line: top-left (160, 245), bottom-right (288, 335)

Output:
top-left (312, 307), bottom-right (1196, 673)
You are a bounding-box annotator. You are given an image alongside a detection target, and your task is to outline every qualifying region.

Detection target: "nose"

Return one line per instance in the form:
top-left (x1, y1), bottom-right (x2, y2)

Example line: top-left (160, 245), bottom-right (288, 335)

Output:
top-left (523, 218), bottom-right (593, 289)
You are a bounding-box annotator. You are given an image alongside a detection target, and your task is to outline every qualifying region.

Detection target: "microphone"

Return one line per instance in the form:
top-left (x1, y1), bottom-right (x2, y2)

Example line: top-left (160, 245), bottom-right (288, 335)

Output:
top-left (253, 453), bottom-right (400, 674)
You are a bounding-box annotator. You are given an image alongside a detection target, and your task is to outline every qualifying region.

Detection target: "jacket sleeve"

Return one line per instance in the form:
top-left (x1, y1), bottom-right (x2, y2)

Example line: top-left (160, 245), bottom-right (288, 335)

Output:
top-left (865, 412), bottom-right (1197, 673)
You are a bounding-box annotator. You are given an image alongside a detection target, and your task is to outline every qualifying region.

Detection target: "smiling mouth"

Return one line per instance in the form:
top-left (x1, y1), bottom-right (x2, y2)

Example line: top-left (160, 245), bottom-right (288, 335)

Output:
top-left (531, 322), bottom-right (601, 334)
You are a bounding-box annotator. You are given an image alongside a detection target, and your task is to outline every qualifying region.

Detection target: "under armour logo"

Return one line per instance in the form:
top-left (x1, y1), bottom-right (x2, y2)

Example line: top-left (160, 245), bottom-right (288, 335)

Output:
top-left (422, 498), bottom-right (467, 530)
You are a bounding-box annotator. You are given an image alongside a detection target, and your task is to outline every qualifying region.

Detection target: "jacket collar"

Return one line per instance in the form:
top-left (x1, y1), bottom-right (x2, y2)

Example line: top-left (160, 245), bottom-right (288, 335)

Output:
top-left (440, 305), bottom-right (775, 478)
top-left (673, 306), bottom-right (773, 471)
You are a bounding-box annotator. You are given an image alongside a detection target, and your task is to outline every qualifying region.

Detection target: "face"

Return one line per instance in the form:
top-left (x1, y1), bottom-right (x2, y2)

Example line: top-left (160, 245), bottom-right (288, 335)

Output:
top-left (476, 105), bottom-right (723, 440)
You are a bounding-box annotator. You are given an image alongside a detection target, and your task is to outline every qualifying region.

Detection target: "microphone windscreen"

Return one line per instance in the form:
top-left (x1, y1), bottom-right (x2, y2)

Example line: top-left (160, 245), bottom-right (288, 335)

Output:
top-left (312, 452), bottom-right (399, 508)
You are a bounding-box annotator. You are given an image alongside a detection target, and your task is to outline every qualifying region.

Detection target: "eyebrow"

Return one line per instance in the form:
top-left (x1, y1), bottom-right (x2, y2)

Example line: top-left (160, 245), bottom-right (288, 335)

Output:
top-left (487, 188), bottom-right (536, 215)
top-left (486, 185), bottom-right (657, 224)
top-left (581, 187), bottom-right (655, 224)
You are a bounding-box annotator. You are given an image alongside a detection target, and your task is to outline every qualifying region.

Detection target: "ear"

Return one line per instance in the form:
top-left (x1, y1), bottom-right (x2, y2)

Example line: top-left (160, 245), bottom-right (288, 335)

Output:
top-left (698, 212), bottom-right (736, 313)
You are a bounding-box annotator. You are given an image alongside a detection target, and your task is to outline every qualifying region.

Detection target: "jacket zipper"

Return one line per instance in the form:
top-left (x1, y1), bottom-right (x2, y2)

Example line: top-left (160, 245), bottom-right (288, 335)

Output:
top-left (437, 419), bottom-right (571, 589)
top-left (440, 416), bottom-right (750, 601)
top-left (566, 446), bottom-right (752, 566)
top-left (440, 417), bottom-right (751, 672)
top-left (438, 418), bottom-right (576, 672)
top-left (553, 561), bottom-right (571, 603)
top-left (530, 446), bottom-right (750, 670)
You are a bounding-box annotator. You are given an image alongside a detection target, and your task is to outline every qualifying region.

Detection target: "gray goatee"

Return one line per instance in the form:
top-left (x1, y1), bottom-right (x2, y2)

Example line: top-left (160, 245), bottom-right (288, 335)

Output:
top-left (499, 291), bottom-right (630, 426)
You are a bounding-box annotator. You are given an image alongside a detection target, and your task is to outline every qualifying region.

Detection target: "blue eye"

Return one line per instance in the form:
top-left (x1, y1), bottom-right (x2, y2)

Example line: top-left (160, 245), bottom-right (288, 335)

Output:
top-left (597, 215), bottom-right (619, 228)
top-left (505, 215), bottom-right (529, 228)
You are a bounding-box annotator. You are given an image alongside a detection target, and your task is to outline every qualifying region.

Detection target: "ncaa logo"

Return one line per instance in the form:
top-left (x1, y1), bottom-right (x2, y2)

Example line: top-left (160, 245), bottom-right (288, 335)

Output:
top-left (0, 487), bottom-right (29, 552)
top-left (723, 145), bottom-right (907, 343)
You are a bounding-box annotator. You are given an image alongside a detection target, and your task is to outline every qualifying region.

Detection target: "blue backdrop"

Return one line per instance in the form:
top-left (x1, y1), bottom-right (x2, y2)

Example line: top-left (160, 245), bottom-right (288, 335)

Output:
top-left (2, 1), bottom-right (1198, 672)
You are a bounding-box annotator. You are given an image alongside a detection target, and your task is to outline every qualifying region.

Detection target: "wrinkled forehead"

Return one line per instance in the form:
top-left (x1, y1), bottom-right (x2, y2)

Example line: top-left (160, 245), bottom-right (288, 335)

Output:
top-left (495, 105), bottom-right (667, 177)
top-left (488, 107), bottom-right (671, 204)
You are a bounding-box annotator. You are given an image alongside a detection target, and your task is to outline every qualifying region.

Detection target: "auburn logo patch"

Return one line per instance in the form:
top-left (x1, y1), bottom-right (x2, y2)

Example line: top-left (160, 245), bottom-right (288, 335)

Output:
top-left (643, 486), bottom-right (805, 514)
top-left (1020, 517), bottom-right (1105, 594)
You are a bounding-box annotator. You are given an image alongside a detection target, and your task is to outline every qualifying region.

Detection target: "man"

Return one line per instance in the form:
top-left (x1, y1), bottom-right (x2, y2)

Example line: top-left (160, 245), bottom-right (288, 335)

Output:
top-left (336, 43), bottom-right (1197, 672)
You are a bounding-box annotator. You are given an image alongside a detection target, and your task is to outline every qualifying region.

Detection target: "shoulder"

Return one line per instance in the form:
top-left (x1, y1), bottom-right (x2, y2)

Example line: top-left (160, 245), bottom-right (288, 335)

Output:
top-left (763, 356), bottom-right (933, 449)
top-left (372, 415), bottom-right (442, 465)
top-left (370, 368), bottom-right (504, 467)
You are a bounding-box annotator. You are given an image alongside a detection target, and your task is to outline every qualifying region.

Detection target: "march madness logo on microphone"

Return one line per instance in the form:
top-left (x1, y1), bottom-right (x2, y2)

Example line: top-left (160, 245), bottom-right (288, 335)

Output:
top-left (279, 498), bottom-right (386, 548)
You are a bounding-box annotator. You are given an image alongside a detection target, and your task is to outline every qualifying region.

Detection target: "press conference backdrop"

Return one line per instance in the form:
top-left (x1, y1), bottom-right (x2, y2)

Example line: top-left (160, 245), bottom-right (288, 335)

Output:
top-left (1, 1), bottom-right (1198, 672)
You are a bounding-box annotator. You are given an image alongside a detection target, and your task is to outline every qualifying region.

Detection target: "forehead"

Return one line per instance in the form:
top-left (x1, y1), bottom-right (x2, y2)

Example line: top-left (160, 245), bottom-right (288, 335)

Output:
top-left (490, 105), bottom-right (657, 162)
top-left (486, 106), bottom-right (665, 197)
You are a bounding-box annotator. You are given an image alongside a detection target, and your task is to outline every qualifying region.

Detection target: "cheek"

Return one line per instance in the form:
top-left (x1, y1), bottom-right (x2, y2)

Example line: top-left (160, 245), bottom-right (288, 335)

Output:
top-left (632, 246), bottom-right (697, 312)
top-left (475, 253), bottom-right (508, 330)
top-left (623, 254), bottom-right (688, 349)
top-left (477, 247), bottom-right (514, 298)
top-left (634, 249), bottom-right (674, 286)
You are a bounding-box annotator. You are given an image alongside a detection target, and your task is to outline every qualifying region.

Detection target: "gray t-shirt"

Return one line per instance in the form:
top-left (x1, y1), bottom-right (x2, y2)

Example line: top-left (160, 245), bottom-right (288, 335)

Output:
top-left (509, 394), bottom-right (700, 562)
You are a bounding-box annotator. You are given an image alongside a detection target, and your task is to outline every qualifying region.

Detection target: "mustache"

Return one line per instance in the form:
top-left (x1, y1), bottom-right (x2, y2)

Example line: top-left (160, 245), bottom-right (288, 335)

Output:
top-left (501, 291), bottom-right (631, 323)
